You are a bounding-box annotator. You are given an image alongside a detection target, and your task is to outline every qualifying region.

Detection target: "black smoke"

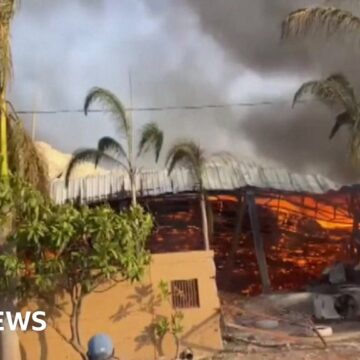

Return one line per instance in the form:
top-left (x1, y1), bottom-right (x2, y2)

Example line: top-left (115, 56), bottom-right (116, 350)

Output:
top-left (181, 0), bottom-right (360, 182)
top-left (9, 0), bottom-right (360, 183)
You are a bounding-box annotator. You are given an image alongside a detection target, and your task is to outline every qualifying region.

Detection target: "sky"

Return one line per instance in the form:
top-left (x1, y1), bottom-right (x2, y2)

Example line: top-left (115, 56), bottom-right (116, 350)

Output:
top-left (8, 0), bottom-right (360, 181)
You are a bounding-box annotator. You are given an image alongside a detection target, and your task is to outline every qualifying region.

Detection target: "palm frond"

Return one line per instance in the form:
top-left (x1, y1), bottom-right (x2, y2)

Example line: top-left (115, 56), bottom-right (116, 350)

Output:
top-left (0, 0), bottom-right (17, 21)
top-left (84, 87), bottom-right (131, 138)
top-left (7, 111), bottom-right (49, 194)
top-left (6, 99), bottom-right (18, 118)
top-left (98, 136), bottom-right (128, 164)
top-left (292, 80), bottom-right (338, 107)
top-left (137, 122), bottom-right (163, 162)
top-left (282, 7), bottom-right (360, 40)
top-left (0, 0), bottom-right (17, 89)
top-left (165, 141), bottom-right (204, 183)
top-left (65, 149), bottom-right (99, 186)
top-left (326, 73), bottom-right (358, 112)
top-left (65, 148), bottom-right (126, 187)
top-left (0, 29), bottom-right (11, 89)
top-left (292, 74), bottom-right (357, 114)
top-left (329, 111), bottom-right (353, 139)
top-left (327, 73), bottom-right (356, 99)
top-left (292, 80), bottom-right (320, 108)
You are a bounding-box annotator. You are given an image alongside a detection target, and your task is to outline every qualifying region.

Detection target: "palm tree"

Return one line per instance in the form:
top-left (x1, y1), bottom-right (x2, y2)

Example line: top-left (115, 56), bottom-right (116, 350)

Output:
top-left (282, 3), bottom-right (360, 164)
top-left (0, 1), bottom-right (47, 190)
top-left (281, 5), bottom-right (360, 41)
top-left (65, 87), bottom-right (163, 206)
top-left (6, 102), bottom-right (48, 193)
top-left (292, 73), bottom-right (360, 163)
top-left (0, 0), bottom-right (16, 177)
top-left (166, 140), bottom-right (232, 250)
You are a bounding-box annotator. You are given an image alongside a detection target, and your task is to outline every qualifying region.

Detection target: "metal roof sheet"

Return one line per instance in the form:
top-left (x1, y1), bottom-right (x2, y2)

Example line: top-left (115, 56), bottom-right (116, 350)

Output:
top-left (50, 161), bottom-right (343, 204)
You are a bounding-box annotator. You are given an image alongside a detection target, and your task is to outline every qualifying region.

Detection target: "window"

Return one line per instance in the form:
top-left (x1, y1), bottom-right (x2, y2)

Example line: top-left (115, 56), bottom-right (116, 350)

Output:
top-left (171, 279), bottom-right (200, 309)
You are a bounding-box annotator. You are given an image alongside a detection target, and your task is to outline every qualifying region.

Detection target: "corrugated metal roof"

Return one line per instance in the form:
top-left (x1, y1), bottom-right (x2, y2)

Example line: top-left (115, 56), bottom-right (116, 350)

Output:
top-left (50, 161), bottom-right (343, 204)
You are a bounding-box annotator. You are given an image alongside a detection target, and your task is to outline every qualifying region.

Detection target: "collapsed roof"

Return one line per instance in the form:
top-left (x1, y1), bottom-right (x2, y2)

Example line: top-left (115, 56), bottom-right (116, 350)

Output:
top-left (50, 161), bottom-right (344, 205)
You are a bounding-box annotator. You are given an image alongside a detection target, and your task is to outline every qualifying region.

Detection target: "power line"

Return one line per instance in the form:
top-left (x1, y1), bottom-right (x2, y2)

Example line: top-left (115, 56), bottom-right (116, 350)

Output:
top-left (15, 99), bottom-right (298, 115)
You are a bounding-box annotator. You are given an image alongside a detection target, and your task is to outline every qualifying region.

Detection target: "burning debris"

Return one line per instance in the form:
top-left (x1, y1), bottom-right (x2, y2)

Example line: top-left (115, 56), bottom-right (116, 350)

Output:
top-left (212, 191), bottom-right (356, 296)
top-left (142, 186), bottom-right (360, 296)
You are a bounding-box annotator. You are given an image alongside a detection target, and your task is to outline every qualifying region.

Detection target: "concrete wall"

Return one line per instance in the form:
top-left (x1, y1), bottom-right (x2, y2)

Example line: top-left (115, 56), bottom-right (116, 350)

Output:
top-left (19, 251), bottom-right (223, 360)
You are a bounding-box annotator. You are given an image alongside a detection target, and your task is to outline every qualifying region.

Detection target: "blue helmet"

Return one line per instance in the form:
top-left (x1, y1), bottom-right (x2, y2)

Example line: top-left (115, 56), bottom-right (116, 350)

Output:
top-left (87, 333), bottom-right (114, 360)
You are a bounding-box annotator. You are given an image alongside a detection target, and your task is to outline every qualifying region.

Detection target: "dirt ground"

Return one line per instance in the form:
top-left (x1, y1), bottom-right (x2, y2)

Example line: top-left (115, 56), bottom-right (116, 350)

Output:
top-left (212, 346), bottom-right (360, 360)
top-left (210, 292), bottom-right (360, 360)
top-left (209, 330), bottom-right (360, 359)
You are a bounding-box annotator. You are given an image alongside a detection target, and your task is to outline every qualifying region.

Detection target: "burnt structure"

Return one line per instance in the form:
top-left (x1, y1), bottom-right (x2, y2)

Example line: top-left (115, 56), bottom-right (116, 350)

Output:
top-left (141, 188), bottom-right (357, 296)
top-left (51, 163), bottom-right (360, 296)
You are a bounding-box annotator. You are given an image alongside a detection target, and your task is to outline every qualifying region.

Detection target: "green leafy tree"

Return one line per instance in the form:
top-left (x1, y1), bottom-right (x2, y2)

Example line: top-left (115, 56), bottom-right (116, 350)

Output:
top-left (0, 176), bottom-right (153, 359)
top-left (292, 73), bottom-right (360, 164)
top-left (166, 140), bottom-right (232, 250)
top-left (65, 88), bottom-right (163, 206)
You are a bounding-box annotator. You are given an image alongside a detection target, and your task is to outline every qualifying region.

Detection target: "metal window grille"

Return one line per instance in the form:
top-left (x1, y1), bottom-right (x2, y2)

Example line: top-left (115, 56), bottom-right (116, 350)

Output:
top-left (171, 279), bottom-right (200, 309)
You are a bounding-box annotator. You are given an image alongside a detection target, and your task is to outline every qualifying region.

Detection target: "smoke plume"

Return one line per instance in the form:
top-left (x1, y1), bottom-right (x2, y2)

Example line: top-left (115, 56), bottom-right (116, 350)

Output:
top-left (181, 0), bottom-right (360, 182)
top-left (9, 0), bottom-right (360, 182)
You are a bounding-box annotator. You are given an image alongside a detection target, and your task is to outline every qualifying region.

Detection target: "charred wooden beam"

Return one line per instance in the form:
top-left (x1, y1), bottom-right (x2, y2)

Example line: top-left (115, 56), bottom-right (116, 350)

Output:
top-left (226, 194), bottom-right (246, 279)
top-left (246, 191), bottom-right (272, 294)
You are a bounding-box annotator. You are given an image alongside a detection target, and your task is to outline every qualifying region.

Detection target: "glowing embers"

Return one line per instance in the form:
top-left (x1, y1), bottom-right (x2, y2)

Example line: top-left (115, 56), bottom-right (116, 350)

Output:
top-left (211, 191), bottom-right (354, 296)
top-left (147, 191), bottom-right (356, 296)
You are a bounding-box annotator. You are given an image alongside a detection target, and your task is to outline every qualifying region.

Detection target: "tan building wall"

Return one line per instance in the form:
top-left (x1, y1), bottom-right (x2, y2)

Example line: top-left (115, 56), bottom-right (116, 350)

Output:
top-left (19, 251), bottom-right (223, 360)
